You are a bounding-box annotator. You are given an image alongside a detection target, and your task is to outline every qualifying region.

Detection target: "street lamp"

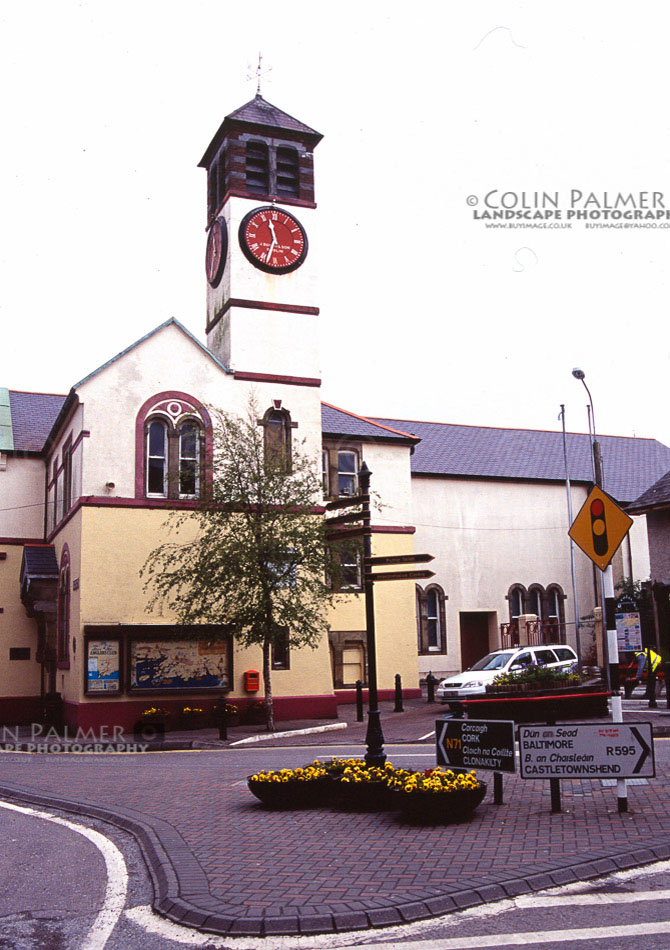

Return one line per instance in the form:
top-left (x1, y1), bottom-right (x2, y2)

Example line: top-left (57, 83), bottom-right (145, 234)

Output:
top-left (571, 368), bottom-right (611, 691)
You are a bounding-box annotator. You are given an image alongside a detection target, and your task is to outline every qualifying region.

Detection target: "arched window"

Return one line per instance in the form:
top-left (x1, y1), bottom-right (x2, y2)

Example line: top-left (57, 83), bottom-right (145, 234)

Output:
top-left (260, 405), bottom-right (295, 474)
top-left (179, 421), bottom-right (200, 497)
top-left (528, 586), bottom-right (545, 619)
top-left (546, 584), bottom-right (566, 641)
top-left (147, 419), bottom-right (168, 496)
top-left (136, 393), bottom-right (211, 500)
top-left (416, 584), bottom-right (447, 655)
top-left (57, 547), bottom-right (71, 668)
top-left (508, 585), bottom-right (526, 621)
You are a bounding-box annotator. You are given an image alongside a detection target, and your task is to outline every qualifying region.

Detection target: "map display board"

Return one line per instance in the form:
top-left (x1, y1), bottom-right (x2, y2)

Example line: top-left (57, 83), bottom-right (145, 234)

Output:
top-left (86, 640), bottom-right (121, 693)
top-left (129, 639), bottom-right (230, 691)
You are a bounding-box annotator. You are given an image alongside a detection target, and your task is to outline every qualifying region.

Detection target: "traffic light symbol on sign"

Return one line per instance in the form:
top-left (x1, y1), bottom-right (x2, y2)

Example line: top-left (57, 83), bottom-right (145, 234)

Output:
top-left (590, 497), bottom-right (608, 556)
top-left (568, 485), bottom-right (634, 571)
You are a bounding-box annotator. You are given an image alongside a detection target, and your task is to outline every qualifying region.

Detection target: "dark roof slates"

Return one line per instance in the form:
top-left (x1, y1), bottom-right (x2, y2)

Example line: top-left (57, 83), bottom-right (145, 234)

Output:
top-left (9, 391), bottom-right (68, 453)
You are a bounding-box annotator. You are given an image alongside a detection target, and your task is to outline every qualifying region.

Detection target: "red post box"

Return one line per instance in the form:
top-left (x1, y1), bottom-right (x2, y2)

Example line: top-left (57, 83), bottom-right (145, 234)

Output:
top-left (244, 670), bottom-right (260, 692)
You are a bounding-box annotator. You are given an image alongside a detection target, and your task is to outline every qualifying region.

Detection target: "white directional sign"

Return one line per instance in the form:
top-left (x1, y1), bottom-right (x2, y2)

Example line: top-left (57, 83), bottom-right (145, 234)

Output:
top-left (519, 722), bottom-right (655, 779)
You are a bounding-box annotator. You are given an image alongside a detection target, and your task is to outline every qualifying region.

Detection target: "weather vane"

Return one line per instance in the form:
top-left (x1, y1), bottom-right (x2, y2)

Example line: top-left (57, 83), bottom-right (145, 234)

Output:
top-left (247, 52), bottom-right (272, 96)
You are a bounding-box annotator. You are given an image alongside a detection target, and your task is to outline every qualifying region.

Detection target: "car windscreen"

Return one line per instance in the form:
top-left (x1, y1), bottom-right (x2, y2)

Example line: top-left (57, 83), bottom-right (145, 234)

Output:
top-left (469, 652), bottom-right (515, 671)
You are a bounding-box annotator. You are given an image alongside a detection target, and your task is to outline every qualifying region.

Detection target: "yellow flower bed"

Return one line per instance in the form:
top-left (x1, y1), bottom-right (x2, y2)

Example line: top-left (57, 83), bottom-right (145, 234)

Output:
top-left (249, 765), bottom-right (328, 784)
top-left (391, 767), bottom-right (482, 794)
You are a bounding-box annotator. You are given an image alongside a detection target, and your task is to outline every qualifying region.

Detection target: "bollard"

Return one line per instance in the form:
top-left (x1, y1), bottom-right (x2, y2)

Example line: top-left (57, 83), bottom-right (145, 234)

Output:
top-left (426, 672), bottom-right (437, 704)
top-left (355, 680), bottom-right (364, 722)
top-left (394, 673), bottom-right (404, 713)
top-left (214, 698), bottom-right (228, 740)
top-left (647, 664), bottom-right (658, 709)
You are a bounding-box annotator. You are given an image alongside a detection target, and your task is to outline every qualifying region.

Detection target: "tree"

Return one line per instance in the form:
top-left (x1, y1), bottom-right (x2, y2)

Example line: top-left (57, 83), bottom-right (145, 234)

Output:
top-left (141, 399), bottom-right (343, 731)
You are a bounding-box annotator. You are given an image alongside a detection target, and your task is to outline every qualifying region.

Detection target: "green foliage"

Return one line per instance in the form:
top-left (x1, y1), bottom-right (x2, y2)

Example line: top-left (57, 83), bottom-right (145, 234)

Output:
top-left (489, 666), bottom-right (581, 690)
top-left (140, 398), bottom-right (342, 729)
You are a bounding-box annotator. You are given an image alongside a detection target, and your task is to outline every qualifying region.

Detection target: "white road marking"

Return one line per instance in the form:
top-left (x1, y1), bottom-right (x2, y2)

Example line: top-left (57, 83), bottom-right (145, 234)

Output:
top-left (0, 799), bottom-right (127, 950)
top-left (359, 920), bottom-right (670, 948)
top-left (125, 861), bottom-right (670, 948)
top-left (418, 731), bottom-right (435, 741)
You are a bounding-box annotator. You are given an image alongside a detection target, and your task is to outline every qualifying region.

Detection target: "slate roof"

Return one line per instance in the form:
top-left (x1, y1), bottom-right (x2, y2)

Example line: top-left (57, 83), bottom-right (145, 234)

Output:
top-left (628, 469), bottom-right (670, 513)
top-left (226, 94), bottom-right (321, 137)
top-left (198, 94), bottom-right (322, 168)
top-left (8, 390), bottom-right (67, 453)
top-left (321, 404), bottom-right (419, 444)
top-left (21, 544), bottom-right (59, 579)
top-left (372, 417), bottom-right (670, 505)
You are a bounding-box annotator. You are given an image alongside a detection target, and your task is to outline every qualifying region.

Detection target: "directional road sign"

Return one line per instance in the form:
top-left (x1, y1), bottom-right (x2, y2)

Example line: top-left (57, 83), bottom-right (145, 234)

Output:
top-left (568, 485), bottom-right (634, 571)
top-left (365, 554), bottom-right (434, 566)
top-left (325, 510), bottom-right (364, 526)
top-left (518, 722), bottom-right (655, 779)
top-left (436, 718), bottom-right (516, 773)
top-left (366, 569), bottom-right (435, 582)
top-left (325, 527), bottom-right (371, 542)
top-left (325, 494), bottom-right (369, 511)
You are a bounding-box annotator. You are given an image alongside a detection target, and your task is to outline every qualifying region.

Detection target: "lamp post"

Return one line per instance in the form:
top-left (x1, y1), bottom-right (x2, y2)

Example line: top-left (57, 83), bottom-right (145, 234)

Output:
top-left (358, 462), bottom-right (386, 767)
top-left (571, 368), bottom-right (614, 693)
top-left (572, 368), bottom-right (628, 812)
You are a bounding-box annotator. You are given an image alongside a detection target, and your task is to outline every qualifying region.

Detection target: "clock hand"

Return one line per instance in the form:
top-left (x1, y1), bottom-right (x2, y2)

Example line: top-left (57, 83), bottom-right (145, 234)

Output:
top-left (266, 238), bottom-right (276, 262)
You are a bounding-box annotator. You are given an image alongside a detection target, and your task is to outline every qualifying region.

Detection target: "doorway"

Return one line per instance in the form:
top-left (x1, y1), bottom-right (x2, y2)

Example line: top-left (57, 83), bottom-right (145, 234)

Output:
top-left (459, 612), bottom-right (493, 670)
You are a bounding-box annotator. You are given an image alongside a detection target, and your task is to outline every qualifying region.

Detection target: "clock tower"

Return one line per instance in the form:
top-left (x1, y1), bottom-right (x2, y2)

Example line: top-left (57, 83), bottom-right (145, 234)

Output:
top-left (198, 95), bottom-right (323, 383)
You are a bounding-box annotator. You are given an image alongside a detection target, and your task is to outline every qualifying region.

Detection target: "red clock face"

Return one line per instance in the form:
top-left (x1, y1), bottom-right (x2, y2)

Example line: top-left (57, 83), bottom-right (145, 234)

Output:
top-left (206, 217), bottom-right (227, 287)
top-left (239, 206), bottom-right (308, 274)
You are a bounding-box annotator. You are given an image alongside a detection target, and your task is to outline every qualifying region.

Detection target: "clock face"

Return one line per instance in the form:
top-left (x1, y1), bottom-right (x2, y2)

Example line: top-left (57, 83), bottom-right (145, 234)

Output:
top-left (206, 217), bottom-right (227, 287)
top-left (239, 206), bottom-right (308, 274)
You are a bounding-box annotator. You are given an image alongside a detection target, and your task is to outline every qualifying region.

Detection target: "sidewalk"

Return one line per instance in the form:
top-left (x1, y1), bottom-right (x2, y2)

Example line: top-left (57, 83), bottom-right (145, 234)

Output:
top-left (0, 695), bottom-right (669, 937)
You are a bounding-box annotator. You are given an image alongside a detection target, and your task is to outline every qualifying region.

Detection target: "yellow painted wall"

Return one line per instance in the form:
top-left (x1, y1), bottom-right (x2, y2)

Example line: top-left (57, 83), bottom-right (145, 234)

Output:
top-left (78, 504), bottom-right (335, 701)
top-left (327, 531), bottom-right (420, 691)
top-left (0, 544), bottom-right (41, 697)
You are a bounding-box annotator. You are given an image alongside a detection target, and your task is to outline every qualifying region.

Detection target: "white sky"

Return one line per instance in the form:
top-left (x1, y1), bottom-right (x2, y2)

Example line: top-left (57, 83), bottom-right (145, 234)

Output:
top-left (1, 2), bottom-right (669, 447)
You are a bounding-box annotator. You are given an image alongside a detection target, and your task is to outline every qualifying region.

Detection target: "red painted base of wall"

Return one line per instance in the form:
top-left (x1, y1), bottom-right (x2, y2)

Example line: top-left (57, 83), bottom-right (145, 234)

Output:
top-left (62, 693), bottom-right (340, 733)
top-left (0, 696), bottom-right (43, 726)
top-left (335, 688), bottom-right (422, 704)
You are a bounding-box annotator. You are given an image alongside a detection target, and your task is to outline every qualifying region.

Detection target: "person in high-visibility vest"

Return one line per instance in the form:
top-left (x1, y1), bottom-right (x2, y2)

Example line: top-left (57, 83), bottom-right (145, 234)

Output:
top-left (624, 648), bottom-right (662, 697)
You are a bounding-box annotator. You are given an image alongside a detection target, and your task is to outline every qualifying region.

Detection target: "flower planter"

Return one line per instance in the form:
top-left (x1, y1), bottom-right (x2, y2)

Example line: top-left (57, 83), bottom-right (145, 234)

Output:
top-left (247, 775), bottom-right (331, 809)
top-left (330, 777), bottom-right (397, 812)
top-left (461, 684), bottom-right (609, 722)
top-left (133, 720), bottom-right (166, 742)
top-left (396, 782), bottom-right (487, 824)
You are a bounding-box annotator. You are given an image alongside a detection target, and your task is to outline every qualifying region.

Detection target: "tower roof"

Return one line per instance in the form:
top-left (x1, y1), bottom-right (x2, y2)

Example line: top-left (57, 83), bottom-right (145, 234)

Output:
top-left (198, 94), bottom-right (322, 168)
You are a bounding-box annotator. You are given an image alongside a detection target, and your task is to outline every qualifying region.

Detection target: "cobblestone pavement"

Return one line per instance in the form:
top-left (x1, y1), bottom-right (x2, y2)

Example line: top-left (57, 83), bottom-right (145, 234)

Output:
top-left (0, 699), bottom-right (669, 937)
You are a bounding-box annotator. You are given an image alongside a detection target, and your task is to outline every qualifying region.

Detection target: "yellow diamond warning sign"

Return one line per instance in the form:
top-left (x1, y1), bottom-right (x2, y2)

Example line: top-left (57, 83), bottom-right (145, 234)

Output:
top-left (568, 485), bottom-right (633, 571)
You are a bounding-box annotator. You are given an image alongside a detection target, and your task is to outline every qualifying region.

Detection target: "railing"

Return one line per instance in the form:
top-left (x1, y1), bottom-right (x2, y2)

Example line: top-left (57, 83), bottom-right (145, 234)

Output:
top-left (500, 622), bottom-right (519, 649)
top-left (500, 620), bottom-right (566, 648)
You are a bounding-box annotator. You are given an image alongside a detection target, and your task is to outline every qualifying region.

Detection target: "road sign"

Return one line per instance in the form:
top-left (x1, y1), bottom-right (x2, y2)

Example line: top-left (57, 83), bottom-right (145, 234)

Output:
top-left (365, 554), bottom-right (434, 566)
top-left (568, 485), bottom-right (633, 571)
top-left (518, 722), bottom-right (655, 779)
top-left (365, 569), bottom-right (435, 582)
top-left (325, 510), bottom-right (364, 526)
top-left (436, 719), bottom-right (516, 773)
top-left (325, 527), bottom-right (371, 542)
top-left (325, 494), bottom-right (369, 511)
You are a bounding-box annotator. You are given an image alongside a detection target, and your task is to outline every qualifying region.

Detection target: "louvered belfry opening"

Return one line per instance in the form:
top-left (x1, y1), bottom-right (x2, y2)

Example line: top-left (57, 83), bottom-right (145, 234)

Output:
top-left (245, 141), bottom-right (270, 194)
top-left (276, 146), bottom-right (299, 199)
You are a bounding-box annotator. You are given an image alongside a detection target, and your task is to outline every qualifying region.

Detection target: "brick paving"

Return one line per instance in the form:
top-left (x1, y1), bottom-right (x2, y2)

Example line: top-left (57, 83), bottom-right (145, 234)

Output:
top-left (0, 698), bottom-right (669, 936)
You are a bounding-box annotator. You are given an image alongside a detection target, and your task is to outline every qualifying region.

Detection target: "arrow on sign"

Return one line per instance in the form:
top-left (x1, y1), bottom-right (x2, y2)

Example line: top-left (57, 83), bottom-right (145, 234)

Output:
top-left (631, 726), bottom-right (651, 774)
top-left (365, 569), bottom-right (435, 582)
top-left (365, 554), bottom-right (434, 566)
